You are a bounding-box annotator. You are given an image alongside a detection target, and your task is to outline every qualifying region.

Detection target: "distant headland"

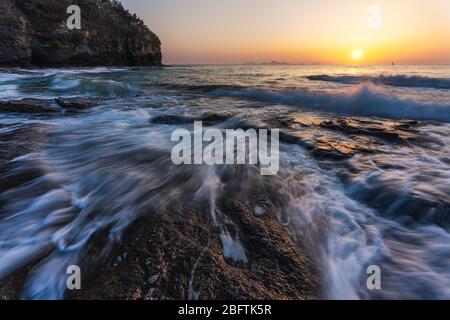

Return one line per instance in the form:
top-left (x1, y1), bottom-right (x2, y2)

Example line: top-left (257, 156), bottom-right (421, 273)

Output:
top-left (242, 61), bottom-right (300, 66)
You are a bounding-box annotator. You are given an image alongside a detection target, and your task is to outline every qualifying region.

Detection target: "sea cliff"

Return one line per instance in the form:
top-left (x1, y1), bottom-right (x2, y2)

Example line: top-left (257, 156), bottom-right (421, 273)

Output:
top-left (0, 0), bottom-right (162, 67)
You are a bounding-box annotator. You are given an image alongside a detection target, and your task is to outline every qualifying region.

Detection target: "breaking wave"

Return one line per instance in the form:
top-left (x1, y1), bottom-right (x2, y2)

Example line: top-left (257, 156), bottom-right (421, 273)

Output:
top-left (4, 72), bottom-right (139, 99)
top-left (48, 77), bottom-right (139, 98)
top-left (1, 65), bottom-right (450, 300)
top-left (213, 84), bottom-right (450, 122)
top-left (307, 74), bottom-right (450, 89)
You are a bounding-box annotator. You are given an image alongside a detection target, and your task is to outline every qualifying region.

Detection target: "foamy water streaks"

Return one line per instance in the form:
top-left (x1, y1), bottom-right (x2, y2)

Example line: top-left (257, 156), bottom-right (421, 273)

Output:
top-left (0, 65), bottom-right (449, 299)
top-left (213, 84), bottom-right (450, 122)
top-left (307, 74), bottom-right (450, 89)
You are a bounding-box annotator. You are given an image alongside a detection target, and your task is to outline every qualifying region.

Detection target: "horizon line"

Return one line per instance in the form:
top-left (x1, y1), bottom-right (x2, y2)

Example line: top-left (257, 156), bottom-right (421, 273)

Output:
top-left (163, 63), bottom-right (450, 66)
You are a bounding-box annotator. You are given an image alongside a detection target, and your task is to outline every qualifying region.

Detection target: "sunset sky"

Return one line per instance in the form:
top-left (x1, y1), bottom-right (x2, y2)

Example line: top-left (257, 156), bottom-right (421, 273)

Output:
top-left (121, 0), bottom-right (450, 65)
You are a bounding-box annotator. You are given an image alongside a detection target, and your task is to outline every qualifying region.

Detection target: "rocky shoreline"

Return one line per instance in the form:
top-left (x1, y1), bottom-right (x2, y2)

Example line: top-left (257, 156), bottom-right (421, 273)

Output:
top-left (0, 97), bottom-right (321, 300)
top-left (0, 93), bottom-right (433, 299)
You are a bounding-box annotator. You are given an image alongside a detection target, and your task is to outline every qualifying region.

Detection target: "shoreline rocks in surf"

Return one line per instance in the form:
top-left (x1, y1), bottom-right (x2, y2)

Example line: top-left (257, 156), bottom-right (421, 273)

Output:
top-left (0, 115), bottom-right (320, 300)
top-left (0, 97), bottom-right (101, 114)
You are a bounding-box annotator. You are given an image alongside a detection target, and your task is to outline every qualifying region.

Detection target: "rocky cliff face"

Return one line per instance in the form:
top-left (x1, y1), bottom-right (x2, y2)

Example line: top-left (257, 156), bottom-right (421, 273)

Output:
top-left (0, 0), bottom-right (162, 67)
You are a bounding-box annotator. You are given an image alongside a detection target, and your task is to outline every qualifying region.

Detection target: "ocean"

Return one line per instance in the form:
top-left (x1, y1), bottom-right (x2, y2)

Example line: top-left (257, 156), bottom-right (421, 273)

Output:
top-left (0, 65), bottom-right (449, 299)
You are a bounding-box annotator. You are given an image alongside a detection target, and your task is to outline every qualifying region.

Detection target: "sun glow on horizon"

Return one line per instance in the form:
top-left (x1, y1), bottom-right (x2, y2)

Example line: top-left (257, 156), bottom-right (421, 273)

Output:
top-left (122, 0), bottom-right (450, 65)
top-left (351, 49), bottom-right (364, 61)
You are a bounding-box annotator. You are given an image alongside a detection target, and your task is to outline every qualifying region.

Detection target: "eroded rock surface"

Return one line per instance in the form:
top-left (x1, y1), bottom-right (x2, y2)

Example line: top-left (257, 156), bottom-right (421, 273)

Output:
top-left (277, 112), bottom-right (424, 160)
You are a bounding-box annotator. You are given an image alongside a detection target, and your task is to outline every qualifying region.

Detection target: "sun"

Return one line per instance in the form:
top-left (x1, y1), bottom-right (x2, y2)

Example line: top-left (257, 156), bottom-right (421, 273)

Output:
top-left (351, 49), bottom-right (364, 60)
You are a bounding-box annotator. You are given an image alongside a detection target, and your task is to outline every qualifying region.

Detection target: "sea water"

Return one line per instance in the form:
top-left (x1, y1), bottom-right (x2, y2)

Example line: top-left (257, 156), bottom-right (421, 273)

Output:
top-left (0, 65), bottom-right (449, 299)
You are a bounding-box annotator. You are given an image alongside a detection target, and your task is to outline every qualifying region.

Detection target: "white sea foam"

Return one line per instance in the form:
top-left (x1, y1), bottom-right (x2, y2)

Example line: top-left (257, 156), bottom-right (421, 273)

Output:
top-left (213, 84), bottom-right (450, 122)
top-left (1, 66), bottom-right (449, 300)
top-left (219, 227), bottom-right (248, 264)
top-left (307, 74), bottom-right (450, 89)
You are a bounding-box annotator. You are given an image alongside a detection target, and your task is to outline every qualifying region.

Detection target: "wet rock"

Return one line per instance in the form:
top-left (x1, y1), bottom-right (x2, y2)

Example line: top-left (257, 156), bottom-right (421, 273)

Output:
top-left (25, 167), bottom-right (321, 301)
top-left (0, 110), bottom-right (316, 300)
top-left (319, 118), bottom-right (419, 142)
top-left (199, 113), bottom-right (232, 125)
top-left (55, 98), bottom-right (100, 112)
top-left (151, 114), bottom-right (196, 125)
top-left (281, 128), bottom-right (376, 160)
top-left (0, 0), bottom-right (162, 67)
top-left (0, 123), bottom-right (50, 189)
top-left (310, 135), bottom-right (376, 160)
top-left (63, 196), bottom-right (319, 300)
top-left (0, 98), bottom-right (100, 114)
top-left (279, 112), bottom-right (423, 160)
top-left (0, 98), bottom-right (59, 114)
top-left (0, 124), bottom-right (319, 300)
top-left (151, 113), bottom-right (231, 126)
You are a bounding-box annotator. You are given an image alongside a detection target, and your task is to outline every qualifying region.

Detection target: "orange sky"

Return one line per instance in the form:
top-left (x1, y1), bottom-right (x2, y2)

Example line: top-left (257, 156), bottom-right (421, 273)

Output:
top-left (122, 0), bottom-right (450, 64)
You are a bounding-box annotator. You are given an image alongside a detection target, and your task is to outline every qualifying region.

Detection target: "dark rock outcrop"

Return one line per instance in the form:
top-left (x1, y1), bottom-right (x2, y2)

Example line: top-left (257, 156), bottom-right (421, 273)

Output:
top-left (0, 97), bottom-right (100, 113)
top-left (0, 98), bottom-right (59, 113)
top-left (55, 97), bottom-right (100, 111)
top-left (274, 112), bottom-right (425, 160)
top-left (0, 0), bottom-right (162, 67)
